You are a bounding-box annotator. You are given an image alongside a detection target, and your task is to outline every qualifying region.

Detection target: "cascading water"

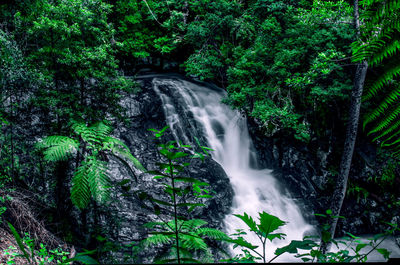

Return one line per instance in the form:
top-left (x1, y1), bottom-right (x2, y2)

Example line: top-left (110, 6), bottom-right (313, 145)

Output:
top-left (152, 76), bottom-right (314, 261)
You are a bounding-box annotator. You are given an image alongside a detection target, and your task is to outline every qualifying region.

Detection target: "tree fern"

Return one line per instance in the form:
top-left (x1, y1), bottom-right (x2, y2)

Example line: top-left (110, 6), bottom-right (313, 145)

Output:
top-left (38, 120), bottom-right (144, 209)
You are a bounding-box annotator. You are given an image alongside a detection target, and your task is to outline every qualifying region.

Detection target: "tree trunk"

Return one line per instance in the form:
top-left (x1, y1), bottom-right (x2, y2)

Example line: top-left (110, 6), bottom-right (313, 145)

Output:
top-left (320, 0), bottom-right (368, 254)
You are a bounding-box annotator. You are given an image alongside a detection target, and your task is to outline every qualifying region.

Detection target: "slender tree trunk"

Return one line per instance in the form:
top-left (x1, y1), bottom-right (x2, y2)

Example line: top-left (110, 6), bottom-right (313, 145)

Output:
top-left (9, 87), bottom-right (15, 185)
top-left (320, 0), bottom-right (368, 254)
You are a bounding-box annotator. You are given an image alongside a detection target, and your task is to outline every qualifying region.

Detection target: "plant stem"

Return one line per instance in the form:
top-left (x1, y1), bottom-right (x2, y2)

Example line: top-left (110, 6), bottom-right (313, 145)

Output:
top-left (356, 235), bottom-right (389, 262)
top-left (170, 159), bottom-right (181, 264)
top-left (262, 238), bottom-right (266, 263)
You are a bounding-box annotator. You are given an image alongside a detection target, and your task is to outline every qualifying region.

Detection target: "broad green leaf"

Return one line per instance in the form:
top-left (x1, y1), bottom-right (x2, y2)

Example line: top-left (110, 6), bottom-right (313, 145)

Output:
top-left (234, 212), bottom-right (258, 232)
top-left (258, 211), bottom-right (286, 236)
top-left (229, 237), bottom-right (259, 250)
top-left (275, 240), bottom-right (315, 255)
top-left (355, 243), bottom-right (368, 252)
top-left (377, 248), bottom-right (391, 259)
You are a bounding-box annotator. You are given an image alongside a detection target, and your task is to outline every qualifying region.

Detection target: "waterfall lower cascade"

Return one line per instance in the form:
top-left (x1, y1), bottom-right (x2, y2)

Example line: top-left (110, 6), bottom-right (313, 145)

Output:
top-left (152, 76), bottom-right (314, 262)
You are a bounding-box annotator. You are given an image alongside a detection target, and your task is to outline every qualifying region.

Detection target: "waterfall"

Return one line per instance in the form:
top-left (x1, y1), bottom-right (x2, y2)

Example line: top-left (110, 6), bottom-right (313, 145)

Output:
top-left (151, 76), bottom-right (314, 262)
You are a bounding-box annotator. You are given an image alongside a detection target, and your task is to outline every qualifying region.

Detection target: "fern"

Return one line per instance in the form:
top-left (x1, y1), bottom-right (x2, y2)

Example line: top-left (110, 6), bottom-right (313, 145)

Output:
top-left (180, 234), bottom-right (209, 251)
top-left (85, 157), bottom-right (110, 204)
top-left (355, 0), bottom-right (400, 155)
top-left (37, 136), bottom-right (79, 162)
top-left (39, 120), bottom-right (144, 209)
top-left (71, 160), bottom-right (91, 209)
top-left (136, 127), bottom-right (231, 263)
top-left (144, 234), bottom-right (173, 247)
top-left (197, 228), bottom-right (231, 240)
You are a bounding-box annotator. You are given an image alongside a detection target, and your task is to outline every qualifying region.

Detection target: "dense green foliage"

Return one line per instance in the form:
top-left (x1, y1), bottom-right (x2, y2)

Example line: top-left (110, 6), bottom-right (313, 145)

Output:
top-left (135, 127), bottom-right (229, 263)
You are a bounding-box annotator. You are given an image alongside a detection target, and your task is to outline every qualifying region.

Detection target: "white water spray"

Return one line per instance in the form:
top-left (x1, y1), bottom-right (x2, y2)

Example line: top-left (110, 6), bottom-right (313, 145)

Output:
top-left (152, 76), bottom-right (314, 262)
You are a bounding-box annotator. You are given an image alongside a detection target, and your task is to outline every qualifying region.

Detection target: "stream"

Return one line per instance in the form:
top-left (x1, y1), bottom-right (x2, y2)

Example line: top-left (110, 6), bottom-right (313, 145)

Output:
top-left (151, 75), bottom-right (313, 261)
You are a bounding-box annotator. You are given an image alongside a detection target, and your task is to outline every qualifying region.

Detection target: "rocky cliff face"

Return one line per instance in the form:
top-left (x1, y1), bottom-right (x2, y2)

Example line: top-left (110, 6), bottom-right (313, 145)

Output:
top-left (80, 77), bottom-right (233, 263)
top-left (247, 117), bottom-right (400, 241)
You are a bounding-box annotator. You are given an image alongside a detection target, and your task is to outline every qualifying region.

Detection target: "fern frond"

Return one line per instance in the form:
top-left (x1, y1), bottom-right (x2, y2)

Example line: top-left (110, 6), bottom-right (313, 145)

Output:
top-left (368, 0), bottom-right (400, 24)
top-left (363, 84), bottom-right (400, 126)
top-left (143, 234), bottom-right (173, 247)
top-left (70, 156), bottom-right (110, 208)
top-left (363, 64), bottom-right (400, 101)
top-left (180, 219), bottom-right (208, 231)
top-left (71, 121), bottom-right (101, 144)
top-left (39, 136), bottom-right (79, 162)
top-left (369, 40), bottom-right (400, 67)
top-left (382, 135), bottom-right (400, 147)
top-left (143, 221), bottom-right (167, 229)
top-left (91, 121), bottom-right (113, 141)
top-left (109, 145), bottom-right (146, 172)
top-left (85, 156), bottom-right (110, 204)
top-left (71, 161), bottom-right (91, 209)
top-left (197, 228), bottom-right (231, 240)
top-left (377, 120), bottom-right (400, 142)
top-left (372, 120), bottom-right (400, 143)
top-left (180, 234), bottom-right (208, 251)
top-left (368, 104), bottom-right (400, 135)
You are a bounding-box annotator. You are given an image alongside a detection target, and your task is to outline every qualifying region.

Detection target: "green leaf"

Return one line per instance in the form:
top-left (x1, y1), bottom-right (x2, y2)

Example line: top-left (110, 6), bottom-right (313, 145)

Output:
top-left (7, 222), bottom-right (31, 263)
top-left (356, 243), bottom-right (368, 253)
top-left (275, 240), bottom-right (315, 255)
top-left (376, 248), bottom-right (391, 259)
top-left (322, 230), bottom-right (331, 243)
top-left (267, 233), bottom-right (286, 241)
top-left (170, 152), bottom-right (189, 160)
top-left (258, 211), bottom-right (286, 237)
top-left (234, 212), bottom-right (258, 232)
top-left (345, 232), bottom-right (359, 239)
top-left (229, 237), bottom-right (259, 250)
top-left (118, 179), bottom-right (130, 186)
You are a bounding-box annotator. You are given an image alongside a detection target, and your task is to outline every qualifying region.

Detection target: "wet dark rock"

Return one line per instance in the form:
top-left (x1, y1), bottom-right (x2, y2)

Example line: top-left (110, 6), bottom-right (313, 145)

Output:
top-left (246, 117), bottom-right (399, 237)
top-left (81, 76), bottom-right (233, 263)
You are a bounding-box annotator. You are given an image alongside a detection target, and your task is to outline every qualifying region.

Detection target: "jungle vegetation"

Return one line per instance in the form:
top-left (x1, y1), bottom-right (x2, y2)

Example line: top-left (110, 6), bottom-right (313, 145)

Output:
top-left (1, 0), bottom-right (399, 263)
